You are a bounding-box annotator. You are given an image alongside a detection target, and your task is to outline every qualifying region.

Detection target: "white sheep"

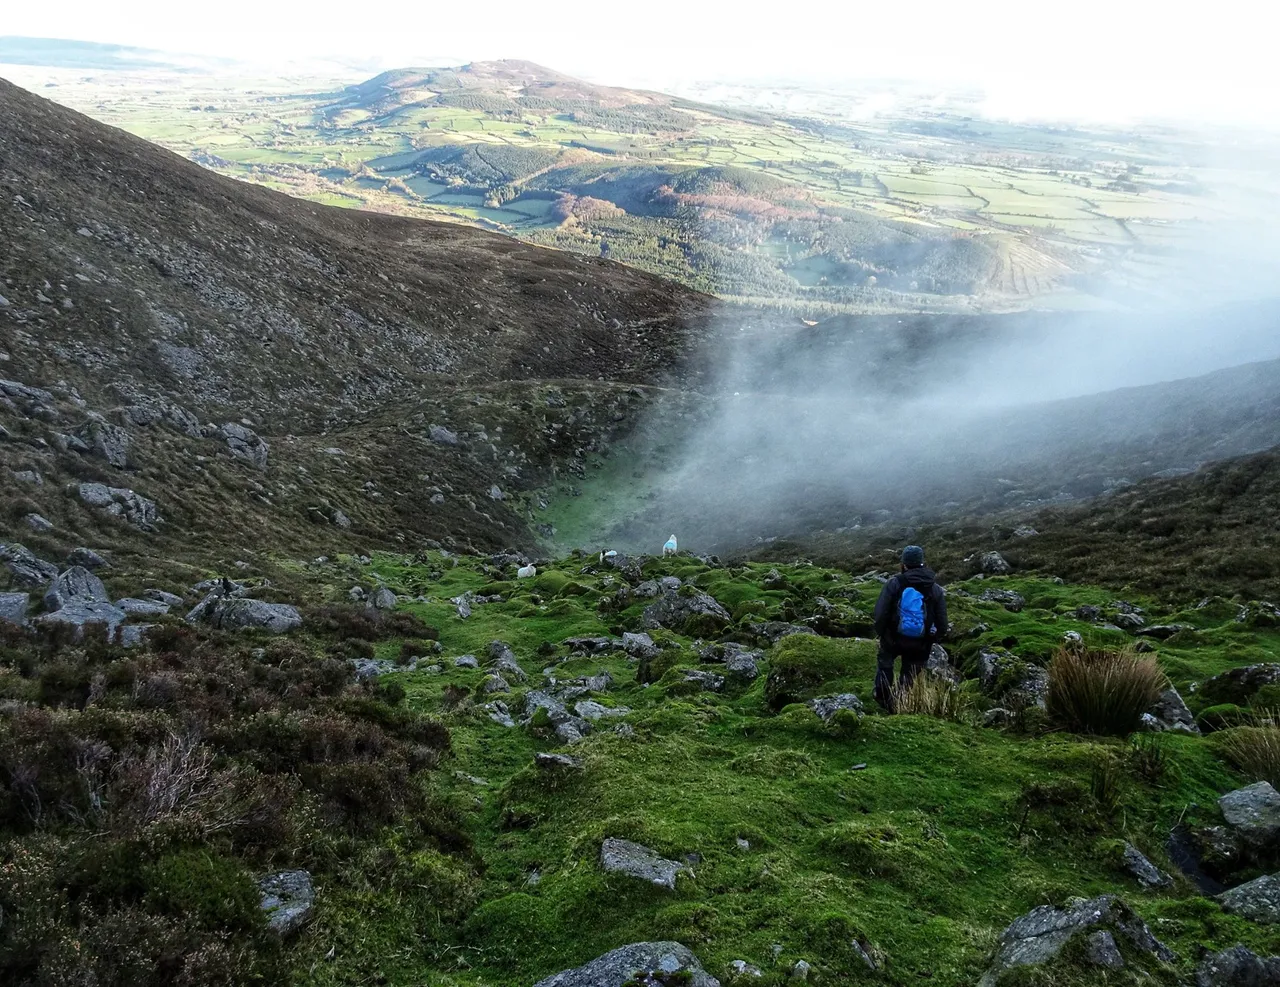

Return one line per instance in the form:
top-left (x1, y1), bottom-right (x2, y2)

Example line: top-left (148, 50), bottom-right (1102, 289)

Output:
top-left (663, 535), bottom-right (678, 557)
top-left (516, 564), bottom-right (537, 579)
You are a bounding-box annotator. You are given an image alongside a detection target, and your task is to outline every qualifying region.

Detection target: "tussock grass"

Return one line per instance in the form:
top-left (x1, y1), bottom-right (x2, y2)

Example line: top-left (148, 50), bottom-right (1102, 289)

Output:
top-left (893, 674), bottom-right (971, 721)
top-left (1219, 724), bottom-right (1280, 788)
top-left (1046, 644), bottom-right (1166, 736)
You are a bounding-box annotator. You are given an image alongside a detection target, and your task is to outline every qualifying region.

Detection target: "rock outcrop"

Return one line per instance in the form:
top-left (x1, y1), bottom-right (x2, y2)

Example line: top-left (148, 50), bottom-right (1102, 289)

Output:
top-left (533, 941), bottom-right (719, 987)
top-left (599, 838), bottom-right (685, 890)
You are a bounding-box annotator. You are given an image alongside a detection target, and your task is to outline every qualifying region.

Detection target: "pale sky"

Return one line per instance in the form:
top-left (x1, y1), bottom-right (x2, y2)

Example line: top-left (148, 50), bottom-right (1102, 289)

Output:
top-left (4, 0), bottom-right (1278, 126)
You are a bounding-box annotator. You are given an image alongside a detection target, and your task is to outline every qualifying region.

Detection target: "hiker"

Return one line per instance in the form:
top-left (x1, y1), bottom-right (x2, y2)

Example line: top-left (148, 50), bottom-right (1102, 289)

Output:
top-left (872, 545), bottom-right (948, 711)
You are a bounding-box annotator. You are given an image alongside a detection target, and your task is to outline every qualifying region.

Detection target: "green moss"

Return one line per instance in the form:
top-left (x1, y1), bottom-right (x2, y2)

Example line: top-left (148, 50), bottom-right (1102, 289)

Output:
top-left (764, 636), bottom-right (874, 710)
top-left (142, 849), bottom-right (262, 932)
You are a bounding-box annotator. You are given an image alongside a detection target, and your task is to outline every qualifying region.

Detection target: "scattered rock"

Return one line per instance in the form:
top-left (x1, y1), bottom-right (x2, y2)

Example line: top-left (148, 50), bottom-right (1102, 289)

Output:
top-left (192, 597), bottom-right (302, 634)
top-left (486, 701), bottom-right (515, 728)
top-left (976, 650), bottom-right (1048, 707)
top-left (2, 544), bottom-right (59, 587)
top-left (977, 895), bottom-right (1173, 986)
top-left (67, 547), bottom-right (107, 570)
top-left (1219, 783), bottom-right (1280, 851)
top-left (75, 418), bottom-right (131, 468)
top-left (599, 838), bottom-right (684, 890)
top-left (12, 469), bottom-right (42, 486)
top-left (575, 700), bottom-right (630, 721)
top-left (808, 693), bottom-right (864, 723)
top-left (488, 641), bottom-right (528, 681)
top-left (428, 424), bottom-right (458, 445)
top-left (683, 669), bottom-right (725, 692)
top-left (1012, 526), bottom-right (1039, 538)
top-left (1201, 665), bottom-right (1280, 706)
top-left (34, 600), bottom-right (127, 639)
top-left (532, 941), bottom-right (719, 987)
top-left (926, 644), bottom-right (961, 684)
top-left (642, 588), bottom-right (731, 637)
top-left (257, 870), bottom-right (315, 936)
top-left (564, 636), bottom-right (617, 655)
top-left (115, 597), bottom-right (171, 618)
top-left (44, 566), bottom-right (108, 610)
top-left (1136, 624), bottom-right (1195, 640)
top-left (1141, 687), bottom-right (1200, 734)
top-left (141, 589), bottom-right (183, 609)
top-left (482, 674), bottom-right (511, 694)
top-left (729, 960), bottom-right (763, 978)
top-left (0, 592), bottom-right (29, 626)
top-left (117, 624), bottom-right (154, 649)
top-left (622, 631), bottom-right (660, 660)
top-left (979, 551), bottom-right (1012, 575)
top-left (979, 588), bottom-right (1025, 612)
top-left (369, 586), bottom-right (397, 610)
top-left (1085, 930), bottom-right (1124, 969)
top-left (77, 482), bottom-right (160, 529)
top-left (1075, 605), bottom-right (1103, 623)
top-left (1195, 945), bottom-right (1280, 986)
top-left (218, 422), bottom-right (269, 470)
top-left (725, 652), bottom-right (760, 681)
top-left (1121, 843), bottom-right (1173, 888)
top-left (791, 960), bottom-right (812, 980)
top-left (1220, 874), bottom-right (1280, 924)
top-left (23, 513), bottom-right (53, 533)
top-left (453, 655), bottom-right (479, 669)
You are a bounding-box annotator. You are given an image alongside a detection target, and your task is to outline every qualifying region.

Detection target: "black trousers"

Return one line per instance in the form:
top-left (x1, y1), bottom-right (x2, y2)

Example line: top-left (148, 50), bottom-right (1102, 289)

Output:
top-left (874, 639), bottom-right (928, 710)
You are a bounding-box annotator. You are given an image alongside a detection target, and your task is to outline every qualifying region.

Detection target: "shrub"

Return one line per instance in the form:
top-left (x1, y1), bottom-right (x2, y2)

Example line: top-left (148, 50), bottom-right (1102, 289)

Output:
top-left (893, 675), bottom-right (970, 721)
top-left (1218, 725), bottom-right (1280, 788)
top-left (1045, 645), bottom-right (1165, 735)
top-left (1196, 703), bottom-right (1251, 733)
top-left (764, 636), bottom-right (870, 711)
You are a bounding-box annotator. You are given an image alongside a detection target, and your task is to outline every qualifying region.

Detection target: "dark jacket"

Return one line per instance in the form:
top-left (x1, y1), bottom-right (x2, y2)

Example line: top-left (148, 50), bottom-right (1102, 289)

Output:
top-left (873, 565), bottom-right (948, 649)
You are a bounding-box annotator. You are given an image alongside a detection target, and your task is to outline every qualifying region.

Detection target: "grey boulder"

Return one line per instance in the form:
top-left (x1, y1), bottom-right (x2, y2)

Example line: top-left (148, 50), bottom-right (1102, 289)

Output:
top-left (1220, 874), bottom-right (1280, 924)
top-left (78, 482), bottom-right (160, 529)
top-left (1219, 782), bottom-right (1280, 849)
top-left (1195, 945), bottom-right (1280, 986)
top-left (642, 589), bottom-right (731, 637)
top-left (115, 597), bottom-right (171, 618)
top-left (44, 566), bottom-right (108, 610)
top-left (0, 592), bottom-right (29, 626)
top-left (219, 423), bottom-right (269, 470)
top-left (2, 544), bottom-right (59, 587)
top-left (258, 870), bottom-right (315, 936)
top-left (533, 941), bottom-right (719, 987)
top-left (622, 631), bottom-right (661, 660)
top-left (1141, 687), bottom-right (1200, 734)
top-left (67, 547), bottom-right (108, 570)
top-left (1121, 843), bottom-right (1172, 888)
top-left (977, 895), bottom-right (1173, 987)
top-left (34, 600), bottom-right (127, 638)
top-left (369, 586), bottom-right (397, 610)
top-left (144, 588), bottom-right (185, 607)
top-left (192, 597), bottom-right (302, 634)
top-left (725, 652), bottom-right (760, 681)
top-left (600, 838), bottom-right (685, 890)
top-left (808, 694), bottom-right (864, 723)
top-left (979, 551), bottom-right (1012, 575)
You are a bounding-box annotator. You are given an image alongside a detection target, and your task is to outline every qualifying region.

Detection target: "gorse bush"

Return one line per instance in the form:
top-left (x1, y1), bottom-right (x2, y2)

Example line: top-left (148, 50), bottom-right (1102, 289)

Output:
top-left (1045, 644), bottom-right (1166, 735)
top-left (1218, 724), bottom-right (1280, 788)
top-left (893, 674), bottom-right (970, 721)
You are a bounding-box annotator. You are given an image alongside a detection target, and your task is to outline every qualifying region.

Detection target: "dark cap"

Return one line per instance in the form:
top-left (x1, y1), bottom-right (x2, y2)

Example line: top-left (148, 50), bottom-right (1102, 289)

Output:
top-left (902, 545), bottom-right (925, 568)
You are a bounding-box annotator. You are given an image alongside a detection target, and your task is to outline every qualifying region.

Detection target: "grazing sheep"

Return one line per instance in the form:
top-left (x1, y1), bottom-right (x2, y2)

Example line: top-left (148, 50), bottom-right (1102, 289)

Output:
top-left (663, 535), bottom-right (678, 557)
top-left (516, 564), bottom-right (537, 579)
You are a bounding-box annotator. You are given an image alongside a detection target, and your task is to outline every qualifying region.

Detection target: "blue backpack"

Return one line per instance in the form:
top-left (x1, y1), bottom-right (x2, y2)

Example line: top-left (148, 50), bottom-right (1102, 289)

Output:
top-left (898, 586), bottom-right (928, 639)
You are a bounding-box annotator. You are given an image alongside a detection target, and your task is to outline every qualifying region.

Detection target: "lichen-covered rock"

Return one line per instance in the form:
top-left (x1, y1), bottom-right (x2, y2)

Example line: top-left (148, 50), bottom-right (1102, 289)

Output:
top-left (808, 694), bottom-right (864, 723)
top-left (33, 600), bottom-right (127, 639)
top-left (67, 547), bottom-right (108, 570)
top-left (77, 482), bottom-right (160, 529)
top-left (115, 597), bottom-right (172, 618)
top-left (1141, 687), bottom-right (1200, 734)
top-left (533, 941), bottom-right (719, 987)
top-left (642, 589), bottom-right (731, 637)
top-left (258, 870), bottom-right (315, 936)
top-left (979, 588), bottom-right (1026, 612)
top-left (487, 640), bottom-right (528, 681)
top-left (622, 631), bottom-right (660, 660)
top-left (44, 566), bottom-right (108, 610)
top-left (369, 586), bottom-right (397, 610)
top-left (574, 700), bottom-right (630, 721)
top-left (977, 895), bottom-right (1173, 986)
top-left (1, 544), bottom-right (58, 587)
top-left (976, 650), bottom-right (1048, 707)
top-left (75, 417), bottom-right (131, 468)
top-left (218, 422), bottom-right (269, 470)
top-left (1201, 665), bottom-right (1280, 707)
top-left (746, 621), bottom-right (817, 645)
top-left (1121, 842), bottom-right (1173, 888)
top-left (682, 669), bottom-right (725, 692)
top-left (1195, 945), bottom-right (1280, 986)
top-left (192, 597), bottom-right (302, 634)
top-left (599, 838), bottom-right (685, 890)
top-left (979, 551), bottom-right (1012, 575)
top-left (926, 644), bottom-right (961, 684)
top-left (1219, 782), bottom-right (1280, 850)
top-left (0, 592), bottom-right (29, 626)
top-left (725, 651), bottom-right (760, 681)
top-left (1220, 874), bottom-right (1280, 924)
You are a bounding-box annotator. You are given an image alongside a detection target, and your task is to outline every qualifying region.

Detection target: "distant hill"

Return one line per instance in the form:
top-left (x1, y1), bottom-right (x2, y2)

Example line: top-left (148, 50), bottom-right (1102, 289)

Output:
top-left (0, 77), bottom-right (717, 564)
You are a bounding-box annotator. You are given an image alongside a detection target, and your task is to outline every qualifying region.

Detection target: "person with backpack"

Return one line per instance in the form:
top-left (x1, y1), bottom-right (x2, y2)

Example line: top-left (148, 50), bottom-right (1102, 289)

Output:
top-left (872, 545), bottom-right (948, 711)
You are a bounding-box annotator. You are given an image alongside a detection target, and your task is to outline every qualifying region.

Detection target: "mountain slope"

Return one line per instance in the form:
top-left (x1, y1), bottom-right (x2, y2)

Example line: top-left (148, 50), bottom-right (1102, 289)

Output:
top-left (0, 77), bottom-right (716, 561)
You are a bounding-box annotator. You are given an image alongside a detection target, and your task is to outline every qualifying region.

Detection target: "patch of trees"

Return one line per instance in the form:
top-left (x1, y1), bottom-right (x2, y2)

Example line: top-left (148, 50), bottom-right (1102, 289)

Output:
top-left (566, 105), bottom-right (697, 134)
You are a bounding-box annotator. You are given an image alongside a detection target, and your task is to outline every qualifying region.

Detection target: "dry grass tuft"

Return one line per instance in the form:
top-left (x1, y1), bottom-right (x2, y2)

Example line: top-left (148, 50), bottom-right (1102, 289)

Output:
top-left (1046, 644), bottom-right (1166, 736)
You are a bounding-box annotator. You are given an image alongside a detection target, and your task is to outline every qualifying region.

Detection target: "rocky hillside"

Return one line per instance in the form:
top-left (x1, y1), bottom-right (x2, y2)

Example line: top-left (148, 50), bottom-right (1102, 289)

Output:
top-left (0, 77), bottom-right (721, 561)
